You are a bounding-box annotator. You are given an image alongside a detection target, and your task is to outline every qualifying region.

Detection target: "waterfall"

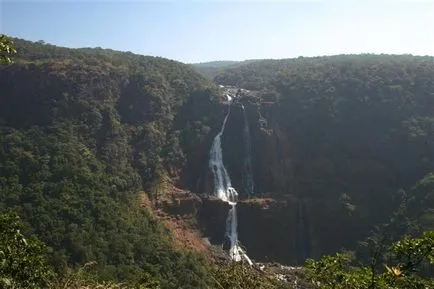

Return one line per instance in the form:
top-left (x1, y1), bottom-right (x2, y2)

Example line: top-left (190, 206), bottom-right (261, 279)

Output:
top-left (209, 106), bottom-right (233, 203)
top-left (209, 96), bottom-right (253, 265)
top-left (226, 189), bottom-right (241, 261)
top-left (241, 104), bottom-right (254, 196)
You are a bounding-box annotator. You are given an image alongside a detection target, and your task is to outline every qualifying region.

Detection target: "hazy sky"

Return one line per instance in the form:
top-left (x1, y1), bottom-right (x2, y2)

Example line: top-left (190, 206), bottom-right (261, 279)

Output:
top-left (1, 1), bottom-right (433, 63)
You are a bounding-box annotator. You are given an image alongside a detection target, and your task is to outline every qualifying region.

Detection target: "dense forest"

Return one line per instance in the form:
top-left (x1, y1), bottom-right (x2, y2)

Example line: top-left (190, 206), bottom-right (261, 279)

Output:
top-left (192, 60), bottom-right (260, 80)
top-left (0, 38), bottom-right (227, 287)
top-left (214, 55), bottom-right (434, 233)
top-left (0, 36), bottom-right (433, 288)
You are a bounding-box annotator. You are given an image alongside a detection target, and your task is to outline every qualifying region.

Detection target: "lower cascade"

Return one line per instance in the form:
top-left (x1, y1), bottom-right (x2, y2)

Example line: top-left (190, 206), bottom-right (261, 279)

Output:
top-left (209, 89), bottom-right (253, 265)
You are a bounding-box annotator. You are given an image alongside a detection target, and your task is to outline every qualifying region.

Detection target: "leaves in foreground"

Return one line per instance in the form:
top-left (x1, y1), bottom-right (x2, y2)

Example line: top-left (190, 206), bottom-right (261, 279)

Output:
top-left (0, 211), bottom-right (54, 288)
top-left (304, 231), bottom-right (434, 289)
top-left (0, 35), bottom-right (16, 64)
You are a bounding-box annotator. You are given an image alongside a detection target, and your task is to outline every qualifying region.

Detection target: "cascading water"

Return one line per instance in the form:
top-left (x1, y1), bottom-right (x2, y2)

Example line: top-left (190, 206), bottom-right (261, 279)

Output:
top-left (226, 188), bottom-right (241, 261)
top-left (209, 106), bottom-right (233, 203)
top-left (209, 91), bottom-right (253, 265)
top-left (241, 104), bottom-right (254, 196)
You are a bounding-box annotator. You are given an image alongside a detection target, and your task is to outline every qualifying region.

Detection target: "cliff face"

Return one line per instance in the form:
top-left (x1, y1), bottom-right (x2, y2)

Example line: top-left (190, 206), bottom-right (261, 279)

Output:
top-left (192, 90), bottom-right (403, 265)
top-left (196, 194), bottom-right (367, 265)
top-left (236, 198), bottom-right (300, 264)
top-left (194, 96), bottom-right (295, 197)
top-left (192, 98), bottom-right (311, 265)
top-left (247, 100), bottom-right (294, 196)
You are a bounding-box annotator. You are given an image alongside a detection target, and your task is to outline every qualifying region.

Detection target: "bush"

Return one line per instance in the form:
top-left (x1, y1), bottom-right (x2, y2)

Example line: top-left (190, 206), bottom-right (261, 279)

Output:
top-left (0, 211), bottom-right (54, 288)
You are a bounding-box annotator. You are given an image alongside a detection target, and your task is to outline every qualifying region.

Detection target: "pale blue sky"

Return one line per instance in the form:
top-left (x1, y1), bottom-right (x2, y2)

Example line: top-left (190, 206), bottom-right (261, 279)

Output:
top-left (1, 1), bottom-right (433, 63)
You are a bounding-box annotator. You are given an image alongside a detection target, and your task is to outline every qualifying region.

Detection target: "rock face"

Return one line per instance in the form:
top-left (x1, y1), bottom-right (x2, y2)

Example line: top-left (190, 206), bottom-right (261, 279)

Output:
top-left (152, 187), bottom-right (213, 255)
top-left (209, 92), bottom-right (296, 198)
top-left (197, 196), bottom-right (231, 246)
top-left (248, 102), bottom-right (294, 196)
top-left (196, 194), bottom-right (368, 265)
top-left (237, 198), bottom-right (300, 264)
top-left (197, 196), bottom-right (303, 264)
top-left (193, 90), bottom-right (369, 265)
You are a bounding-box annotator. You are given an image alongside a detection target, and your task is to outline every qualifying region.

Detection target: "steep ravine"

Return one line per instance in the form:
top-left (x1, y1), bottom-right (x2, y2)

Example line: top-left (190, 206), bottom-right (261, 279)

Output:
top-left (193, 90), bottom-right (368, 265)
top-left (197, 183), bottom-right (365, 265)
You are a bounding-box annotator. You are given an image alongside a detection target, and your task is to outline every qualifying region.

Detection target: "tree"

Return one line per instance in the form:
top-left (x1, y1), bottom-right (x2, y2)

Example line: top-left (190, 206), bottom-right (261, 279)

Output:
top-left (304, 231), bottom-right (434, 289)
top-left (0, 211), bottom-right (55, 288)
top-left (0, 35), bottom-right (16, 64)
top-left (211, 262), bottom-right (293, 289)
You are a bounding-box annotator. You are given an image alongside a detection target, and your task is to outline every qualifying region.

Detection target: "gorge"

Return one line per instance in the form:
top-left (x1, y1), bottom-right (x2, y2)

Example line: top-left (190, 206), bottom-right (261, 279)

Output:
top-left (1, 38), bottom-right (434, 287)
top-left (208, 86), bottom-right (254, 265)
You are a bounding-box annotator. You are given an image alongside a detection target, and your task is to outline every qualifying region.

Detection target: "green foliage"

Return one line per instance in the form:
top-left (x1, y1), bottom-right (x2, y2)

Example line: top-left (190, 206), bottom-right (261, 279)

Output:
top-left (410, 173), bottom-right (434, 230)
top-left (4, 38), bottom-right (434, 288)
top-left (215, 54), bottom-right (434, 257)
top-left (0, 38), bottom-right (218, 286)
top-left (0, 35), bottom-right (16, 64)
top-left (49, 262), bottom-right (161, 289)
top-left (305, 252), bottom-right (373, 289)
top-left (0, 211), bottom-right (54, 288)
top-left (142, 251), bottom-right (211, 289)
top-left (304, 231), bottom-right (434, 289)
top-left (391, 231), bottom-right (434, 273)
top-left (0, 108), bottom-right (213, 287)
top-left (135, 272), bottom-right (161, 289)
top-left (211, 262), bottom-right (293, 289)
top-left (192, 60), bottom-right (259, 80)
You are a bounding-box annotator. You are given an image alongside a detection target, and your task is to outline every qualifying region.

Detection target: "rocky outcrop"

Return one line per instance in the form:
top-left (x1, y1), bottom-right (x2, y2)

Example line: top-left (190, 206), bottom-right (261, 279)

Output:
top-left (197, 196), bottom-right (301, 265)
top-left (197, 194), bottom-right (365, 265)
top-left (143, 187), bottom-right (212, 255)
top-left (237, 197), bottom-right (300, 264)
top-left (191, 88), bottom-right (370, 265)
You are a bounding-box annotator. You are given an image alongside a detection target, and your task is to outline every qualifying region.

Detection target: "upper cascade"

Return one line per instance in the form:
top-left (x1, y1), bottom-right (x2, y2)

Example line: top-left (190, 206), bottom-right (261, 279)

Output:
top-left (208, 86), bottom-right (253, 265)
top-left (209, 104), bottom-right (233, 202)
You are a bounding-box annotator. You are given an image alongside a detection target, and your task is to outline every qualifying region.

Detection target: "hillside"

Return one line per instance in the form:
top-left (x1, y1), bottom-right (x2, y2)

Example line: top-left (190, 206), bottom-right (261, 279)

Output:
top-left (1, 38), bottom-right (434, 287)
top-left (0, 38), bottom-right (226, 287)
top-left (192, 59), bottom-right (261, 80)
top-left (204, 55), bottom-right (434, 263)
top-left (193, 60), bottom-right (241, 68)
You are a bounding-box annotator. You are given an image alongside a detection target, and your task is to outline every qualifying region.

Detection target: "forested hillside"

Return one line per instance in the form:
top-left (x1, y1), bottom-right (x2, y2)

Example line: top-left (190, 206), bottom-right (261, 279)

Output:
top-left (192, 60), bottom-right (260, 80)
top-left (1, 37), bottom-right (434, 288)
top-left (0, 38), bottom-right (225, 286)
top-left (212, 55), bottom-right (434, 258)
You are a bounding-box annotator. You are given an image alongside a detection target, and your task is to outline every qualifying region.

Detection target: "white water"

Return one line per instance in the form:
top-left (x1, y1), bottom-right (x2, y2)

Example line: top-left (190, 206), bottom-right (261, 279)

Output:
top-left (209, 107), bottom-right (233, 203)
top-left (209, 97), bottom-right (252, 265)
top-left (226, 189), bottom-right (241, 262)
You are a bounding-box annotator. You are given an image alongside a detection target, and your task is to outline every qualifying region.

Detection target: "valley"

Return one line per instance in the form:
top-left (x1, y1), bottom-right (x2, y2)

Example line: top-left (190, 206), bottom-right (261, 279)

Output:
top-left (1, 38), bottom-right (434, 288)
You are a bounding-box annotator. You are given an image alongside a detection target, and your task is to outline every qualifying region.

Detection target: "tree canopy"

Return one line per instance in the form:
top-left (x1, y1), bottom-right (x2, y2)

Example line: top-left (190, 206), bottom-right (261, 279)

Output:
top-left (214, 55), bottom-right (434, 258)
top-left (2, 37), bottom-right (434, 287)
top-left (0, 35), bottom-right (16, 64)
top-left (0, 37), bottom-right (221, 287)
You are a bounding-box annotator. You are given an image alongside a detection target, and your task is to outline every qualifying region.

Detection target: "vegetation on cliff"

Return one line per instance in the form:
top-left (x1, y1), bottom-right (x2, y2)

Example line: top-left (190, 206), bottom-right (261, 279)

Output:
top-left (0, 210), bottom-right (296, 288)
top-left (1, 36), bottom-right (434, 287)
top-left (192, 60), bottom-right (260, 80)
top-left (0, 37), bottom-right (222, 286)
top-left (2, 209), bottom-right (432, 288)
top-left (214, 55), bottom-right (434, 259)
top-left (304, 198), bottom-right (434, 289)
top-left (305, 231), bottom-right (434, 289)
